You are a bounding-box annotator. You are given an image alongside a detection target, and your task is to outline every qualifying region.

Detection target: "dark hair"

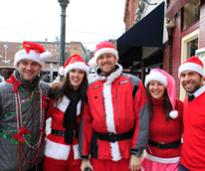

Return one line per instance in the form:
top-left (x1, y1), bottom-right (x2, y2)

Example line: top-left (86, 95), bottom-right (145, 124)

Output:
top-left (50, 73), bottom-right (88, 103)
top-left (146, 85), bottom-right (172, 120)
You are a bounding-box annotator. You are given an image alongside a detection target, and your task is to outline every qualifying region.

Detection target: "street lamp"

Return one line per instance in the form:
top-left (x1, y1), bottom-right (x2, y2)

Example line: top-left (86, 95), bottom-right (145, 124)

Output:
top-left (2, 44), bottom-right (10, 65)
top-left (58, 0), bottom-right (69, 66)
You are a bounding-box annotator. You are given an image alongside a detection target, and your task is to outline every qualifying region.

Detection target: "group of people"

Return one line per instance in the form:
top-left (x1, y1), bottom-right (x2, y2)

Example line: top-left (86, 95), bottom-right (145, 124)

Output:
top-left (0, 40), bottom-right (204, 171)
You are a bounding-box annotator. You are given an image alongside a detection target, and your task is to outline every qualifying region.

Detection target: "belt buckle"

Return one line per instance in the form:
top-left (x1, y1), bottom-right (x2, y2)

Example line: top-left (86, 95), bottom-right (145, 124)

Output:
top-left (108, 132), bottom-right (117, 142)
top-left (157, 141), bottom-right (165, 148)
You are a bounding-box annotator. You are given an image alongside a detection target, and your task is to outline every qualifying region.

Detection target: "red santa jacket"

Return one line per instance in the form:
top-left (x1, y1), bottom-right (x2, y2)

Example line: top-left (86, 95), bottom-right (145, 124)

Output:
top-left (44, 96), bottom-right (82, 160)
top-left (147, 98), bottom-right (183, 158)
top-left (79, 65), bottom-right (149, 161)
top-left (180, 85), bottom-right (205, 170)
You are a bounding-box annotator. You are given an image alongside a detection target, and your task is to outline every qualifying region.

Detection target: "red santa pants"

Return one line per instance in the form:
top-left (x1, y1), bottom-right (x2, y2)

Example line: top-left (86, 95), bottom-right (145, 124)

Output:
top-left (91, 158), bottom-right (131, 171)
top-left (43, 150), bottom-right (81, 171)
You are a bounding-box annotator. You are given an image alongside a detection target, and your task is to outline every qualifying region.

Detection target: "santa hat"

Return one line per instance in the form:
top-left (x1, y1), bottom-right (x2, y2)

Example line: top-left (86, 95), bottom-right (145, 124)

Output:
top-left (145, 68), bottom-right (178, 119)
top-left (93, 41), bottom-right (119, 65)
top-left (14, 41), bottom-right (52, 67)
top-left (178, 56), bottom-right (204, 77)
top-left (59, 54), bottom-right (89, 77)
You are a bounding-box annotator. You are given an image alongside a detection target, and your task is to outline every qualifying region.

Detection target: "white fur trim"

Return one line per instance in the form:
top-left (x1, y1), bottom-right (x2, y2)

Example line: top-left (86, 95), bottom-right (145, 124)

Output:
top-left (76, 100), bottom-right (82, 116)
top-left (146, 153), bottom-right (180, 163)
top-left (103, 85), bottom-right (116, 132)
top-left (64, 62), bottom-right (89, 76)
top-left (104, 64), bottom-right (123, 85)
top-left (94, 48), bottom-right (119, 65)
top-left (169, 110), bottom-right (178, 119)
top-left (110, 142), bottom-right (121, 161)
top-left (14, 49), bottom-right (43, 67)
top-left (103, 84), bottom-right (121, 161)
top-left (178, 63), bottom-right (204, 77)
top-left (73, 144), bottom-right (80, 159)
top-left (93, 64), bottom-right (122, 84)
top-left (57, 96), bottom-right (70, 112)
top-left (44, 139), bottom-right (70, 160)
top-left (57, 96), bottom-right (81, 116)
top-left (145, 72), bottom-right (167, 87)
top-left (194, 85), bottom-right (205, 98)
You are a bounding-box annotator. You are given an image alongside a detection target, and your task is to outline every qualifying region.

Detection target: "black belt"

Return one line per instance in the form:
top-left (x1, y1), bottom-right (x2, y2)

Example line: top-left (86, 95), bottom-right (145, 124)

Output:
top-left (149, 139), bottom-right (181, 149)
top-left (51, 129), bottom-right (78, 138)
top-left (94, 129), bottom-right (134, 143)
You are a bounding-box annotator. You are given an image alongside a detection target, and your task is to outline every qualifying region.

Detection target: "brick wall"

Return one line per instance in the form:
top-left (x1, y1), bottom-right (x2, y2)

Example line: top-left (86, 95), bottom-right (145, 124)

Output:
top-left (199, 1), bottom-right (205, 48)
top-left (124, 0), bottom-right (138, 30)
top-left (171, 14), bottom-right (182, 98)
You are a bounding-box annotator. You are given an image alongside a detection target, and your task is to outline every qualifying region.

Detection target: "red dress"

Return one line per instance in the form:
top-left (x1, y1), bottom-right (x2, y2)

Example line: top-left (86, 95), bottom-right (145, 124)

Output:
top-left (142, 97), bottom-right (183, 171)
top-left (43, 96), bottom-right (82, 171)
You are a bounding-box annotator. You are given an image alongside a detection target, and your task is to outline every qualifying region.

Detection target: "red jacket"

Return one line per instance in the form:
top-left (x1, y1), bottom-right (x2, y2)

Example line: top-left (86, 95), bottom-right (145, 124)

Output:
top-left (79, 65), bottom-right (149, 161)
top-left (44, 96), bottom-right (82, 160)
top-left (180, 86), bottom-right (205, 170)
top-left (147, 98), bottom-right (183, 158)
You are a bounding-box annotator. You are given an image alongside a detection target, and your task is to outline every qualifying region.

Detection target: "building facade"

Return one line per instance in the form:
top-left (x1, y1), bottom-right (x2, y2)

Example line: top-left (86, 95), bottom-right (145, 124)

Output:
top-left (123, 0), bottom-right (204, 98)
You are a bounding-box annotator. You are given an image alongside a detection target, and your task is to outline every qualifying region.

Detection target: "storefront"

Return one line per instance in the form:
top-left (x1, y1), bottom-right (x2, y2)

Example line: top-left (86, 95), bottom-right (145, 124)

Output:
top-left (117, 2), bottom-right (165, 80)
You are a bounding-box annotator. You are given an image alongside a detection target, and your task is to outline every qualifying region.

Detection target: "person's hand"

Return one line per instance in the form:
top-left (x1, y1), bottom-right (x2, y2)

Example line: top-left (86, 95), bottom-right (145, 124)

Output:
top-left (129, 155), bottom-right (141, 171)
top-left (81, 159), bottom-right (93, 171)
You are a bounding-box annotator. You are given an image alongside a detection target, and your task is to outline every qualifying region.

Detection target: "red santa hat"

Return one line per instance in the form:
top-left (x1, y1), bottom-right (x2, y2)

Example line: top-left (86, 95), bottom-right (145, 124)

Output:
top-left (93, 41), bottom-right (119, 65)
top-left (145, 68), bottom-right (178, 119)
top-left (14, 41), bottom-right (52, 67)
top-left (59, 54), bottom-right (89, 77)
top-left (178, 56), bottom-right (204, 78)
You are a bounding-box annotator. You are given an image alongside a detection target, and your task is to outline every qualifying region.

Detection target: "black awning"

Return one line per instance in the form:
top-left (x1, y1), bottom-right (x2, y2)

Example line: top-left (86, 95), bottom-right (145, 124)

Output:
top-left (117, 2), bottom-right (165, 63)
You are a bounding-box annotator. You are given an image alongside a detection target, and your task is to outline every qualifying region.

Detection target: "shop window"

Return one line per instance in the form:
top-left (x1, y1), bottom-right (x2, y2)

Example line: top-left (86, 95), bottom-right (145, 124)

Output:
top-left (187, 38), bottom-right (198, 57)
top-left (180, 29), bottom-right (199, 100)
top-left (181, 0), bottom-right (200, 30)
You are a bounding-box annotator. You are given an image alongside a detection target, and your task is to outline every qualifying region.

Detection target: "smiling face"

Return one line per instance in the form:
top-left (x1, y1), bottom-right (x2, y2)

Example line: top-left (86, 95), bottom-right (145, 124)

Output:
top-left (18, 59), bottom-right (41, 82)
top-left (148, 80), bottom-right (166, 99)
top-left (67, 69), bottom-right (86, 90)
top-left (96, 53), bottom-right (117, 76)
top-left (180, 70), bottom-right (202, 93)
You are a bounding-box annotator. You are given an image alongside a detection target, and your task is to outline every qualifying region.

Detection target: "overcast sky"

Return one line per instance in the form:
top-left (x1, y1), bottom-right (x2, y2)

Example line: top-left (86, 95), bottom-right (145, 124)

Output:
top-left (0, 0), bottom-right (126, 50)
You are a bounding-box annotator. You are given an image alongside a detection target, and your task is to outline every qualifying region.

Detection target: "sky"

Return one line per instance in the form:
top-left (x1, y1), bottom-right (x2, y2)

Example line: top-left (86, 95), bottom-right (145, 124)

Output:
top-left (0, 0), bottom-right (126, 51)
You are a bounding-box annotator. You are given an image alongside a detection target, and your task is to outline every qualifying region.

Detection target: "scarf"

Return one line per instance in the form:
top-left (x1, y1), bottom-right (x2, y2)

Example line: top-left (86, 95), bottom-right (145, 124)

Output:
top-left (63, 88), bottom-right (81, 144)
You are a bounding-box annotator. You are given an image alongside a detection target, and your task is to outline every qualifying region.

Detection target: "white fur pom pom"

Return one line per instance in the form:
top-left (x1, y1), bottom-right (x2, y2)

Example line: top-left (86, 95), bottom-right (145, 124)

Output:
top-left (58, 66), bottom-right (64, 76)
top-left (40, 51), bottom-right (52, 61)
top-left (169, 110), bottom-right (178, 119)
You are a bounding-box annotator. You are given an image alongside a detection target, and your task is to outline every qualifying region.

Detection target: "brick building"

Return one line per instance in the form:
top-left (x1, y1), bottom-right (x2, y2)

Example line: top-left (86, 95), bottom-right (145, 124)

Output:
top-left (121, 0), bottom-right (204, 98)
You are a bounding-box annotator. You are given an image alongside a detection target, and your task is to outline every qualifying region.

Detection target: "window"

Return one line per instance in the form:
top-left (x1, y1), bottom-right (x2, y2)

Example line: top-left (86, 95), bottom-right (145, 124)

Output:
top-left (187, 38), bottom-right (198, 57)
top-left (182, 0), bottom-right (200, 30)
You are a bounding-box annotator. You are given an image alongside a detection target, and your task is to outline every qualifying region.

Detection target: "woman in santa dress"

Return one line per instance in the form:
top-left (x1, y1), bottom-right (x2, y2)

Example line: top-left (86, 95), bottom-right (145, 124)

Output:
top-left (43, 54), bottom-right (89, 171)
top-left (141, 68), bottom-right (183, 171)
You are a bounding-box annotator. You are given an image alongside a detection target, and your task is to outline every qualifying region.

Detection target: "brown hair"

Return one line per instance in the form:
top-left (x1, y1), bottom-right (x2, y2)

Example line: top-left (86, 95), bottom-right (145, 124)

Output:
top-left (146, 85), bottom-right (172, 120)
top-left (50, 73), bottom-right (88, 104)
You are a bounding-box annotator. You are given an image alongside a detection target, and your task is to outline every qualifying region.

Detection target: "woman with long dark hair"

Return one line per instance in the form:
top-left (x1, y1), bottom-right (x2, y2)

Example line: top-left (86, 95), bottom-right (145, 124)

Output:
top-left (141, 68), bottom-right (183, 171)
top-left (43, 54), bottom-right (89, 171)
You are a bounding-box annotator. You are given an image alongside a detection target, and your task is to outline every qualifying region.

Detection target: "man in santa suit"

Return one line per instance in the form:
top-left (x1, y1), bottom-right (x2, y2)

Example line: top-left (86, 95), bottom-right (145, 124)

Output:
top-left (80, 41), bottom-right (149, 171)
top-left (178, 56), bottom-right (205, 171)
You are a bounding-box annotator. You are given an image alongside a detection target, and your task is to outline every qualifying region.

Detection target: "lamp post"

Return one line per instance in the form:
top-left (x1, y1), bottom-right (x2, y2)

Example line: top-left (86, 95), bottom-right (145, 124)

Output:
top-left (2, 44), bottom-right (10, 65)
top-left (58, 0), bottom-right (69, 66)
